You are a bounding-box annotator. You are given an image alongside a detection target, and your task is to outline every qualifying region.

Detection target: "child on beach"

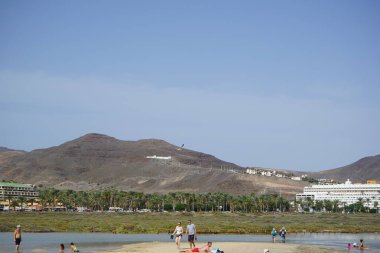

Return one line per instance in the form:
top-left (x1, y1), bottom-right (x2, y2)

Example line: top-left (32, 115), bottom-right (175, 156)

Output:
top-left (271, 228), bottom-right (277, 243)
top-left (70, 242), bottom-right (79, 253)
top-left (359, 239), bottom-right (365, 250)
top-left (59, 243), bottom-right (65, 253)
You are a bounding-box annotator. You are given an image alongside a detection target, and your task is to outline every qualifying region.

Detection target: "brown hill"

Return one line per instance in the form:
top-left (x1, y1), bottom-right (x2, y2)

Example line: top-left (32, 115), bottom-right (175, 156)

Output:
top-left (311, 155), bottom-right (380, 183)
top-left (0, 133), bottom-right (307, 198)
top-left (0, 147), bottom-right (26, 161)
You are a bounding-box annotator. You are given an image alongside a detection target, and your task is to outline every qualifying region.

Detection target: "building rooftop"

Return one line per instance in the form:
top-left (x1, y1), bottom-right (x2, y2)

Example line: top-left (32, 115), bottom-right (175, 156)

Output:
top-left (0, 182), bottom-right (34, 188)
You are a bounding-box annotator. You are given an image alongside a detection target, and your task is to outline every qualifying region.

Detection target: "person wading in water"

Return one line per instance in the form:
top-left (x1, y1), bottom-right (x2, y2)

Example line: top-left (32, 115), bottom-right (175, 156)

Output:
top-left (14, 225), bottom-right (22, 252)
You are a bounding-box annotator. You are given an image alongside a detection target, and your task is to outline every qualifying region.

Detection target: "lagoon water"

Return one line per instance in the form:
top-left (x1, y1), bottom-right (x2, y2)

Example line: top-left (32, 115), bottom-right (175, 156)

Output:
top-left (0, 232), bottom-right (379, 253)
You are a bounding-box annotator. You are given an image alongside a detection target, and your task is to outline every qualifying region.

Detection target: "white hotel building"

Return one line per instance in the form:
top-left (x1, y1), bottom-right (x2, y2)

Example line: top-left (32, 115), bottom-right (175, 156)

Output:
top-left (0, 182), bottom-right (39, 202)
top-left (296, 179), bottom-right (380, 208)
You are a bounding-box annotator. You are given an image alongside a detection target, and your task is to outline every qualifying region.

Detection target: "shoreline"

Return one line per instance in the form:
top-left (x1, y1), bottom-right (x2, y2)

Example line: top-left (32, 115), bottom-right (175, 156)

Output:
top-left (88, 242), bottom-right (344, 253)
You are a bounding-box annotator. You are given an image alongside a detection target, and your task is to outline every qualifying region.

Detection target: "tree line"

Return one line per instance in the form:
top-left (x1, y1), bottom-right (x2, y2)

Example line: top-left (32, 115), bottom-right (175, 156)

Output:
top-left (6, 188), bottom-right (377, 213)
top-left (34, 188), bottom-right (291, 213)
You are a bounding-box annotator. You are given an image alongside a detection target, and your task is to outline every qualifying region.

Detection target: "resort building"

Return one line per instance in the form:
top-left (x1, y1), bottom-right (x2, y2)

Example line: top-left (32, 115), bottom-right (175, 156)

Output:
top-left (0, 182), bottom-right (39, 202)
top-left (296, 179), bottom-right (380, 209)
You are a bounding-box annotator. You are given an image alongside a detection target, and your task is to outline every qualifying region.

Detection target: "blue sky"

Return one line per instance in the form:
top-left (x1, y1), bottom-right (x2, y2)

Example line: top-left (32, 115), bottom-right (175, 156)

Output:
top-left (1, 0), bottom-right (379, 171)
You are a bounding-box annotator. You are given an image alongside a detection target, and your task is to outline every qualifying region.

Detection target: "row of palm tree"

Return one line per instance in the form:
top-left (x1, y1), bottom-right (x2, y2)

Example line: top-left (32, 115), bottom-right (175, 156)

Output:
top-left (4, 194), bottom-right (36, 211)
top-left (6, 189), bottom-right (378, 213)
top-left (34, 188), bottom-right (291, 213)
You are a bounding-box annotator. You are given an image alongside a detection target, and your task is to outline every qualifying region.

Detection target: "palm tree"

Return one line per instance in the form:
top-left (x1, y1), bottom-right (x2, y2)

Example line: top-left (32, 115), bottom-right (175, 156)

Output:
top-left (10, 198), bottom-right (19, 211)
top-left (257, 196), bottom-right (264, 212)
top-left (28, 197), bottom-right (36, 208)
top-left (366, 198), bottom-right (371, 212)
top-left (229, 195), bottom-right (240, 213)
top-left (38, 189), bottom-right (50, 208)
top-left (149, 193), bottom-right (162, 211)
top-left (340, 201), bottom-right (347, 213)
top-left (168, 192), bottom-right (177, 212)
top-left (306, 197), bottom-right (314, 212)
top-left (51, 189), bottom-right (60, 207)
top-left (241, 195), bottom-right (251, 213)
top-left (89, 191), bottom-right (102, 211)
top-left (6, 194), bottom-right (13, 212)
top-left (18, 196), bottom-right (26, 210)
top-left (314, 200), bottom-right (322, 212)
top-left (332, 200), bottom-right (340, 213)
top-left (357, 198), bottom-right (364, 213)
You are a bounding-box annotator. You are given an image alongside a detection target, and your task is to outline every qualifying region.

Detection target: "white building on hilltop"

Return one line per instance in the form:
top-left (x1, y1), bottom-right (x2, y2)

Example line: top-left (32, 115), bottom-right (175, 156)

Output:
top-left (146, 155), bottom-right (172, 160)
top-left (296, 179), bottom-right (380, 208)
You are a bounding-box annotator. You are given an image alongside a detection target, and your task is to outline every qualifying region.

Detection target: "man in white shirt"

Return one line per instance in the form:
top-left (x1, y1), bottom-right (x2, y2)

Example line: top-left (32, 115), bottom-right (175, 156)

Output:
top-left (186, 219), bottom-right (196, 249)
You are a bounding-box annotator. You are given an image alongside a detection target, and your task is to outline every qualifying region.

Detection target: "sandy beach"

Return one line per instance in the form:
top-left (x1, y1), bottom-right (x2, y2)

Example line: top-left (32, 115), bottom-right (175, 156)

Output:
top-left (89, 242), bottom-right (344, 253)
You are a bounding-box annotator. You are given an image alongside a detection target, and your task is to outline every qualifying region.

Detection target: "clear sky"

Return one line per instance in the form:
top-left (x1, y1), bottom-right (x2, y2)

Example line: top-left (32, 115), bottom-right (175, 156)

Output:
top-left (1, 0), bottom-right (379, 171)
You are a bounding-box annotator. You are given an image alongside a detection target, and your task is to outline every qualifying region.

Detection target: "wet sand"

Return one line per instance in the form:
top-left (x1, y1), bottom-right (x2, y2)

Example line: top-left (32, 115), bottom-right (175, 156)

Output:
top-left (89, 241), bottom-right (344, 253)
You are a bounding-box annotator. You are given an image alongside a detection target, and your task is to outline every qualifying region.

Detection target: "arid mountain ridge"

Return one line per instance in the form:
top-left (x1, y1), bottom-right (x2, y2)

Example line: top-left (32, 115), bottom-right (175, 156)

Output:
top-left (0, 133), bottom-right (379, 198)
top-left (310, 154), bottom-right (380, 183)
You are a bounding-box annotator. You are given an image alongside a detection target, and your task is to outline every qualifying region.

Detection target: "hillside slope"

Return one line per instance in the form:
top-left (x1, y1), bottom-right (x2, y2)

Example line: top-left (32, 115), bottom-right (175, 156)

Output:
top-left (311, 155), bottom-right (380, 183)
top-left (0, 133), bottom-right (307, 197)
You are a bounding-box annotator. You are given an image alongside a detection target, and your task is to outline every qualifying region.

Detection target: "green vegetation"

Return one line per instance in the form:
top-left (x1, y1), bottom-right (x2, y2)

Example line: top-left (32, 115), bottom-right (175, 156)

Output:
top-left (36, 189), bottom-right (291, 212)
top-left (3, 188), bottom-right (379, 234)
top-left (1, 212), bottom-right (379, 234)
top-left (301, 176), bottom-right (319, 184)
top-left (33, 188), bottom-right (377, 214)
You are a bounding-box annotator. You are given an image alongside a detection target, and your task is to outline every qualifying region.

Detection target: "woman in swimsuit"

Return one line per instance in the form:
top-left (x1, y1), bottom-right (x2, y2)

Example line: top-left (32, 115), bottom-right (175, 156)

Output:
top-left (172, 222), bottom-right (183, 249)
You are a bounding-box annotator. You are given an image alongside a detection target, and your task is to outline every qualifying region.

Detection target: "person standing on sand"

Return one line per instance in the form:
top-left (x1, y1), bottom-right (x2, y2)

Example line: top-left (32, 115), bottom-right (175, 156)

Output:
top-left (14, 225), bottom-right (22, 252)
top-left (172, 222), bottom-right (183, 249)
top-left (186, 219), bottom-right (196, 249)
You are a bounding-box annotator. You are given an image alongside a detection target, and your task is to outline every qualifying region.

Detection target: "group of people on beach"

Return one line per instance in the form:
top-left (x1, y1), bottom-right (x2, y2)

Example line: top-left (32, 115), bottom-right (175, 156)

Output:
top-left (171, 219), bottom-right (197, 250)
top-left (13, 224), bottom-right (79, 253)
top-left (170, 220), bottom-right (275, 253)
top-left (59, 242), bottom-right (80, 252)
top-left (270, 227), bottom-right (287, 243)
top-left (348, 239), bottom-right (367, 251)
top-left (171, 220), bottom-right (225, 253)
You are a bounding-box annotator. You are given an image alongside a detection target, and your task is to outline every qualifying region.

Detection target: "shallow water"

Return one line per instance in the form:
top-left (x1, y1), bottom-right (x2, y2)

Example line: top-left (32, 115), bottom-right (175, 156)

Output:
top-left (0, 232), bottom-right (379, 253)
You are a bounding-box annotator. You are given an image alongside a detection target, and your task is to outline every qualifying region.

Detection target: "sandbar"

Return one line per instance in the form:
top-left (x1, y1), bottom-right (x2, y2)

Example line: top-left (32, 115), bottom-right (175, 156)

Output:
top-left (89, 241), bottom-right (344, 253)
